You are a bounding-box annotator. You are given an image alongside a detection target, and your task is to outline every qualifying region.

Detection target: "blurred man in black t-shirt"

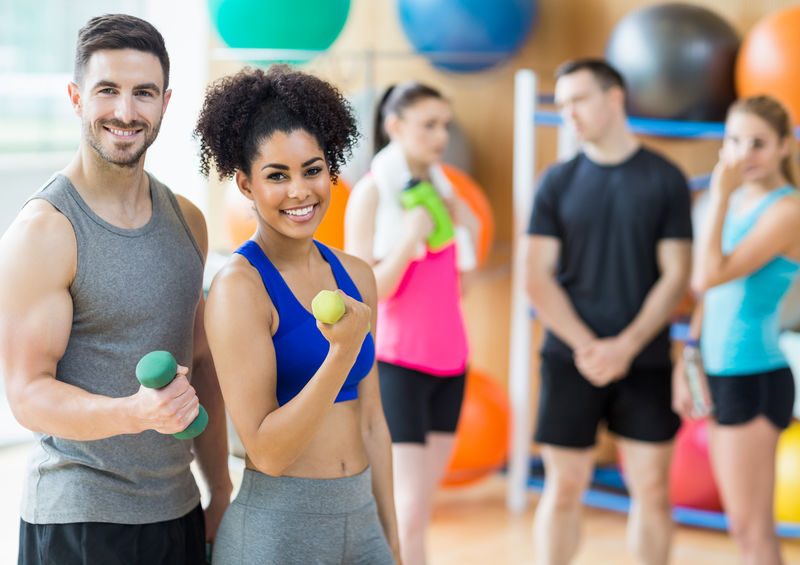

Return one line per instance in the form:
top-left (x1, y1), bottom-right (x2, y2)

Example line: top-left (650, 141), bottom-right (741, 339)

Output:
top-left (525, 58), bottom-right (692, 565)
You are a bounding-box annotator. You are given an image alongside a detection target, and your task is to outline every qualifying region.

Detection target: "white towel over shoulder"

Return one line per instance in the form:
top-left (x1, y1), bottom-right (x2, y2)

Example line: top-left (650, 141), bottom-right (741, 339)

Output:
top-left (369, 142), bottom-right (476, 271)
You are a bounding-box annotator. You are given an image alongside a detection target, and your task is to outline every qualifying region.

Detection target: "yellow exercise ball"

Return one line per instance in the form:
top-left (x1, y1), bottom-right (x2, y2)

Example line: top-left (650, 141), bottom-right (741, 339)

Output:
top-left (775, 421), bottom-right (800, 523)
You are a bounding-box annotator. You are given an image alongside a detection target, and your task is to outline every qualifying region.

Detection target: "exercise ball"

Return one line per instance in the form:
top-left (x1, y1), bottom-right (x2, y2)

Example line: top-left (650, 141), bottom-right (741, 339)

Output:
top-left (736, 6), bottom-right (800, 125)
top-left (209, 0), bottom-right (350, 61)
top-left (317, 179), bottom-right (351, 250)
top-left (223, 186), bottom-right (256, 249)
top-left (398, 0), bottom-right (537, 72)
top-left (441, 164), bottom-right (494, 267)
top-left (442, 368), bottom-right (510, 487)
top-left (223, 178), bottom-right (351, 250)
top-left (606, 4), bottom-right (739, 121)
top-left (670, 419), bottom-right (723, 511)
top-left (775, 422), bottom-right (800, 522)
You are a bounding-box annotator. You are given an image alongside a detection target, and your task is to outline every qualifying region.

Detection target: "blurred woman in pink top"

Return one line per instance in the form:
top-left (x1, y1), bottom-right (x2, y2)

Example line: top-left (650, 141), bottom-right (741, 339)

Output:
top-left (345, 82), bottom-right (479, 565)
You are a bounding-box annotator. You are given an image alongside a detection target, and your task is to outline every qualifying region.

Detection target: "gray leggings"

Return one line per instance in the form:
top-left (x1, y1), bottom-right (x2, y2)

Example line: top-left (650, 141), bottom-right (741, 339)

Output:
top-left (212, 467), bottom-right (394, 565)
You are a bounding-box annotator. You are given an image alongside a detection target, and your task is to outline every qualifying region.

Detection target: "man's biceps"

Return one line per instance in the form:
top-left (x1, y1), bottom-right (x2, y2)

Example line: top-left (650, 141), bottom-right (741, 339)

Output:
top-left (527, 238), bottom-right (559, 264)
top-left (0, 320), bottom-right (63, 378)
top-left (658, 239), bottom-right (691, 257)
top-left (657, 242), bottom-right (692, 271)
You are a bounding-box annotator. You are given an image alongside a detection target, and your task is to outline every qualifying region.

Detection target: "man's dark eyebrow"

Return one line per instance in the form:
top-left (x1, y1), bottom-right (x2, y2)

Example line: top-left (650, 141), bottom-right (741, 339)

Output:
top-left (133, 82), bottom-right (161, 94)
top-left (91, 80), bottom-right (119, 91)
top-left (90, 80), bottom-right (161, 95)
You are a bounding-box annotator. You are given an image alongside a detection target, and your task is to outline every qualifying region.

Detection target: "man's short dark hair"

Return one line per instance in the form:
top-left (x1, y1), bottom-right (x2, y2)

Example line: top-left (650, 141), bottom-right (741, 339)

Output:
top-left (74, 14), bottom-right (170, 90)
top-left (555, 58), bottom-right (626, 94)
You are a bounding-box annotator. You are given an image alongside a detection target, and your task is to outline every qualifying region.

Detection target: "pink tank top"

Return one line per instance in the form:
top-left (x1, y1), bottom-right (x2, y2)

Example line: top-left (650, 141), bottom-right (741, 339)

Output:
top-left (376, 243), bottom-right (468, 376)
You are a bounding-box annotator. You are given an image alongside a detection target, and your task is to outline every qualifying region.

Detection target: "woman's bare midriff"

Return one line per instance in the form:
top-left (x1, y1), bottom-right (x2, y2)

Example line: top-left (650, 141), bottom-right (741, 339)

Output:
top-left (245, 398), bottom-right (369, 478)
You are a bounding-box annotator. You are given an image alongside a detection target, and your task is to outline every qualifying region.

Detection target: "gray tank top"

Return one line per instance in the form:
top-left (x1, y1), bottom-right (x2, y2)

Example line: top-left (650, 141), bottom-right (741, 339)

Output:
top-left (21, 173), bottom-right (204, 524)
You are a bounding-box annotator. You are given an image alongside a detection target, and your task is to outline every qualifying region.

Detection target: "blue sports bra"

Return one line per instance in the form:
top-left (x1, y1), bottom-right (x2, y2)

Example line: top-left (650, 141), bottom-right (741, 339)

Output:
top-left (236, 240), bottom-right (375, 406)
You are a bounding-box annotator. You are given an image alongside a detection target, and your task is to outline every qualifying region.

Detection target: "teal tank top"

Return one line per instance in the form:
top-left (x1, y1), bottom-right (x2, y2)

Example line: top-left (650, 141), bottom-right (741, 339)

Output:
top-left (702, 186), bottom-right (800, 376)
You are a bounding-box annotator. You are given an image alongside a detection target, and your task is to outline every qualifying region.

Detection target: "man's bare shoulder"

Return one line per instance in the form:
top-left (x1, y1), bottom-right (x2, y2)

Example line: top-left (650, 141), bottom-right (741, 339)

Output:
top-left (7, 198), bottom-right (75, 245)
top-left (0, 198), bottom-right (77, 284)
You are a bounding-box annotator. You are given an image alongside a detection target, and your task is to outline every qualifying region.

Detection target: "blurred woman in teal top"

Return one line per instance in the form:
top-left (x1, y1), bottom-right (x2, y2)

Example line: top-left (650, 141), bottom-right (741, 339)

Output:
top-left (675, 95), bottom-right (800, 565)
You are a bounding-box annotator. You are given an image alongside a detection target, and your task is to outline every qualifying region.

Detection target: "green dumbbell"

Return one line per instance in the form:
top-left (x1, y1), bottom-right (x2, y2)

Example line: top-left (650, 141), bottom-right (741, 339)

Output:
top-left (399, 179), bottom-right (455, 250)
top-left (135, 351), bottom-right (209, 440)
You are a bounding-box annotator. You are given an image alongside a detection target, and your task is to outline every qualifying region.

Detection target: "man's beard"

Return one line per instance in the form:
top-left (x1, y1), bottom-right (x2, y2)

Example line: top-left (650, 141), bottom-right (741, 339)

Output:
top-left (85, 118), bottom-right (161, 168)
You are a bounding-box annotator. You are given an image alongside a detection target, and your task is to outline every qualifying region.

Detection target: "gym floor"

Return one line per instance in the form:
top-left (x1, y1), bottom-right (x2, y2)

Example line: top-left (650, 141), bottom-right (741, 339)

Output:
top-left (0, 442), bottom-right (799, 564)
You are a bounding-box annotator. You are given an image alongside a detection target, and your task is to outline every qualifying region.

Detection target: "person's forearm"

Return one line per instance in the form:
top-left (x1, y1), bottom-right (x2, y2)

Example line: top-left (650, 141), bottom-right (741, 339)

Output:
top-left (363, 412), bottom-right (399, 552)
top-left (374, 240), bottom-right (419, 300)
top-left (619, 272), bottom-right (688, 354)
top-left (8, 376), bottom-right (141, 440)
top-left (527, 275), bottom-right (595, 349)
top-left (191, 353), bottom-right (232, 496)
top-left (697, 193), bottom-right (729, 289)
top-left (248, 346), bottom-right (361, 476)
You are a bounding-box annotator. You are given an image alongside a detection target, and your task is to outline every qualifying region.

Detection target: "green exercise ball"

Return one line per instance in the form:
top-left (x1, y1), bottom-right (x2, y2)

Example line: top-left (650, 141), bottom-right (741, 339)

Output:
top-left (209, 0), bottom-right (350, 59)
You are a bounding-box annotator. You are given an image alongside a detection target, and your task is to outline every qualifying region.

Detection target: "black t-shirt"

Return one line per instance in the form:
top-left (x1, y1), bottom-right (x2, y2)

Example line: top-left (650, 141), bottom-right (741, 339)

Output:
top-left (527, 147), bottom-right (692, 368)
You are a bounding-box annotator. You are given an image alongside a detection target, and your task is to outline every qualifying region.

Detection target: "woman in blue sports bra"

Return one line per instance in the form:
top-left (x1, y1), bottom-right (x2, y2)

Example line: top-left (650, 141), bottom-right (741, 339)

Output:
top-left (674, 95), bottom-right (800, 565)
top-left (195, 66), bottom-right (399, 565)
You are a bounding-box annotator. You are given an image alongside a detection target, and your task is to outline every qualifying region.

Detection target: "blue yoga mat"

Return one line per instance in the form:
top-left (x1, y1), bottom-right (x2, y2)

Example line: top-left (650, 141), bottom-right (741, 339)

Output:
top-left (526, 460), bottom-right (800, 537)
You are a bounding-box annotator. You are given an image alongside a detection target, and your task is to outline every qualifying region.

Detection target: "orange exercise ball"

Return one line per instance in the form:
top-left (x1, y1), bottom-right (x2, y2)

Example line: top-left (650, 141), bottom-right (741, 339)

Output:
top-left (223, 186), bottom-right (256, 249)
top-left (223, 179), bottom-right (351, 250)
top-left (317, 178), bottom-right (350, 250)
top-left (736, 6), bottom-right (800, 124)
top-left (441, 164), bottom-right (494, 267)
top-left (441, 368), bottom-right (510, 487)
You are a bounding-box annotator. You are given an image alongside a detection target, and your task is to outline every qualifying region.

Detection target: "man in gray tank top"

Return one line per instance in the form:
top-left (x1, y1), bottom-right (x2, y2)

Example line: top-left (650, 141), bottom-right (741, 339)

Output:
top-left (0, 14), bottom-right (231, 565)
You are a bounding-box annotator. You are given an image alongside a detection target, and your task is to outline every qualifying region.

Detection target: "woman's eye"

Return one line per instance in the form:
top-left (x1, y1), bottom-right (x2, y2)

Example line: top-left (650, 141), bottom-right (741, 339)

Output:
top-left (267, 172), bottom-right (286, 181)
top-left (305, 167), bottom-right (322, 176)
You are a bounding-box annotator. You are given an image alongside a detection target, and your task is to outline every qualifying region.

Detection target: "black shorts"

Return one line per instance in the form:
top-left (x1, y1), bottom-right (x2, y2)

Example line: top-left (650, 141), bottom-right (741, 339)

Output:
top-left (18, 504), bottom-right (206, 565)
top-left (535, 353), bottom-right (681, 448)
top-left (707, 367), bottom-right (795, 430)
top-left (378, 361), bottom-right (465, 444)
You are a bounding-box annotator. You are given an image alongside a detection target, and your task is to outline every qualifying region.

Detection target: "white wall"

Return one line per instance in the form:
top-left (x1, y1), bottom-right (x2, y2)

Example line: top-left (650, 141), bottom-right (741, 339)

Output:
top-left (144, 0), bottom-right (211, 214)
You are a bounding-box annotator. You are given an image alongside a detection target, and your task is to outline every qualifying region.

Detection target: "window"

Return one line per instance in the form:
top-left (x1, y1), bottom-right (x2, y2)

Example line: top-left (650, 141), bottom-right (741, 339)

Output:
top-left (0, 0), bottom-right (145, 154)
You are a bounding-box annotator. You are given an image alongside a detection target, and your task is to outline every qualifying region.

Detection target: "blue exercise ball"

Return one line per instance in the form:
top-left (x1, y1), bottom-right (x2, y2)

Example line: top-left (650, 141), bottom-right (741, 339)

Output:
top-left (398, 0), bottom-right (537, 72)
top-left (210, 0), bottom-right (350, 55)
top-left (606, 3), bottom-right (739, 121)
